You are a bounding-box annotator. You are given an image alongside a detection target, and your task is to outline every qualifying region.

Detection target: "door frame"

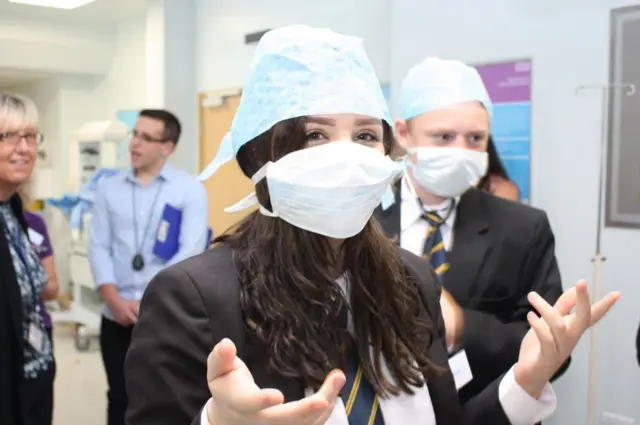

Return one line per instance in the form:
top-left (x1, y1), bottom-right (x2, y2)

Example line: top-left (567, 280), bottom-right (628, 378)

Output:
top-left (197, 87), bottom-right (242, 171)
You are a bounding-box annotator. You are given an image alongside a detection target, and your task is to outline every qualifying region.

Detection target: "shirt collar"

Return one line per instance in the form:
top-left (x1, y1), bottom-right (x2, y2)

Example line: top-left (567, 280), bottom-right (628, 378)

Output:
top-left (400, 176), bottom-right (458, 231)
top-left (125, 161), bottom-right (175, 184)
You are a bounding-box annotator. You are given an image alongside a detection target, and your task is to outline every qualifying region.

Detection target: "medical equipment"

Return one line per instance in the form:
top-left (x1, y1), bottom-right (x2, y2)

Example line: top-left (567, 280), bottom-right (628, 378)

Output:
top-left (575, 82), bottom-right (635, 425)
top-left (50, 120), bottom-right (129, 351)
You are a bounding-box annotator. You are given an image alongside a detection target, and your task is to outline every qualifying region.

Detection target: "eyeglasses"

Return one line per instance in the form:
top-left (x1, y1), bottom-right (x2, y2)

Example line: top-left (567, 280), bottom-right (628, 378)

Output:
top-left (0, 131), bottom-right (44, 147)
top-left (129, 130), bottom-right (167, 144)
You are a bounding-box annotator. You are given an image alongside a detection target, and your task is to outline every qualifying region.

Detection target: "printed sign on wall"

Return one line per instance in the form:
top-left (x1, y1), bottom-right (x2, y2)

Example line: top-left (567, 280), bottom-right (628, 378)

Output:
top-left (474, 60), bottom-right (532, 203)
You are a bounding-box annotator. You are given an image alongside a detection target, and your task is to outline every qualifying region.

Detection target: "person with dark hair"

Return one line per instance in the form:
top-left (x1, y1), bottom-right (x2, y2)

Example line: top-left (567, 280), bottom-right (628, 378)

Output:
top-left (0, 92), bottom-right (54, 425)
top-left (477, 136), bottom-right (520, 201)
top-left (123, 26), bottom-right (619, 425)
top-left (88, 108), bottom-right (208, 425)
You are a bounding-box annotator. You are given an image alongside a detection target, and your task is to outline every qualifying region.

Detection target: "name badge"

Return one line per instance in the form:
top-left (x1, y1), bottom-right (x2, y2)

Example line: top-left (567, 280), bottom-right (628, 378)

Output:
top-left (28, 228), bottom-right (45, 247)
top-left (448, 349), bottom-right (473, 390)
top-left (157, 219), bottom-right (169, 243)
top-left (28, 323), bottom-right (45, 353)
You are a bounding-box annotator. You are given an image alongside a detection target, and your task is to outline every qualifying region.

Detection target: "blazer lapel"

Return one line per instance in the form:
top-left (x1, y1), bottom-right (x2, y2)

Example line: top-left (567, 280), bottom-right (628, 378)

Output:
top-left (445, 190), bottom-right (490, 299)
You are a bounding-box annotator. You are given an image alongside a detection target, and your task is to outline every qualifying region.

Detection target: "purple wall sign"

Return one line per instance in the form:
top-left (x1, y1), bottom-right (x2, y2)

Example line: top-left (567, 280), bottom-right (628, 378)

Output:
top-left (475, 60), bottom-right (532, 103)
top-left (474, 60), bottom-right (532, 203)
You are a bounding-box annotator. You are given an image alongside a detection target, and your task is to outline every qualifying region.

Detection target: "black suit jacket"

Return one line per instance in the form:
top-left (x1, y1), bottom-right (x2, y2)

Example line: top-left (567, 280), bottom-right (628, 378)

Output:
top-left (0, 195), bottom-right (29, 425)
top-left (373, 186), bottom-right (567, 402)
top-left (125, 244), bottom-right (514, 425)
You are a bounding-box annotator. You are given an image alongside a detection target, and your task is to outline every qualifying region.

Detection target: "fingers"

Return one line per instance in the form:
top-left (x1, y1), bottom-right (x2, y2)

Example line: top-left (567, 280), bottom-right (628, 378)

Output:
top-left (553, 286), bottom-right (577, 315)
top-left (207, 339), bottom-right (238, 382)
top-left (526, 311), bottom-right (555, 357)
top-left (208, 339), bottom-right (285, 414)
top-left (315, 369), bottom-right (346, 403)
top-left (589, 291), bottom-right (620, 326)
top-left (528, 292), bottom-right (567, 353)
top-left (261, 370), bottom-right (345, 423)
top-left (573, 281), bottom-right (591, 331)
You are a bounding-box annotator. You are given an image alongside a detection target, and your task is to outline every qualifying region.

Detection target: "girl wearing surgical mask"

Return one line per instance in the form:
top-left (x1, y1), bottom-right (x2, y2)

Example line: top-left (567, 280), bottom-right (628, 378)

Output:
top-left (124, 26), bottom-right (618, 425)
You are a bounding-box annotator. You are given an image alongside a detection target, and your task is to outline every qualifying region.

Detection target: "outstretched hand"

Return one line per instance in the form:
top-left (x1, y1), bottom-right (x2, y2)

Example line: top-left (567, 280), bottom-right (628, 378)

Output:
top-left (514, 280), bottom-right (620, 397)
top-left (207, 338), bottom-right (346, 425)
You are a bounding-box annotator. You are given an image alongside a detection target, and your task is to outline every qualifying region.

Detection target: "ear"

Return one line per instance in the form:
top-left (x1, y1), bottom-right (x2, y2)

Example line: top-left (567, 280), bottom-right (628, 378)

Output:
top-left (395, 119), bottom-right (410, 149)
top-left (162, 141), bottom-right (176, 157)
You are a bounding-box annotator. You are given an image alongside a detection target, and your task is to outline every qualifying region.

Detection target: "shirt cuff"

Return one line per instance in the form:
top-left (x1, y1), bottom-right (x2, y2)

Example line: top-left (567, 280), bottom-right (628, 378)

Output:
top-left (201, 399), bottom-right (211, 425)
top-left (498, 365), bottom-right (557, 425)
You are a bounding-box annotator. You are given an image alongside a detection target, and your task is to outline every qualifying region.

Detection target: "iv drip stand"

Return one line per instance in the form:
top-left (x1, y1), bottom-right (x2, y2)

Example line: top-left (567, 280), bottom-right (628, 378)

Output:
top-left (575, 82), bottom-right (635, 425)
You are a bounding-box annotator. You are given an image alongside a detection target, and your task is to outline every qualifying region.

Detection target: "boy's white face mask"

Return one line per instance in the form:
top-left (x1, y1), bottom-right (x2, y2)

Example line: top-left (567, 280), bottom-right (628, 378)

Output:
top-left (226, 141), bottom-right (403, 239)
top-left (406, 147), bottom-right (488, 198)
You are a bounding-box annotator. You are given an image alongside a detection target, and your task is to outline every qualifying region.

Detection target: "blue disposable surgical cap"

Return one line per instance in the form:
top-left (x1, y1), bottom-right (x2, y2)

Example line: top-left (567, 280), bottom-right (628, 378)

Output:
top-left (199, 25), bottom-right (392, 181)
top-left (399, 57), bottom-right (492, 121)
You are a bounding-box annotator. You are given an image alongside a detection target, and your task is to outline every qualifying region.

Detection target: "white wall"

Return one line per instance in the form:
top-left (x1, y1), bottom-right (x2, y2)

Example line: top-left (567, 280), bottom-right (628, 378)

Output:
top-left (392, 0), bottom-right (640, 423)
top-left (194, 0), bottom-right (392, 92)
top-left (95, 18), bottom-right (149, 117)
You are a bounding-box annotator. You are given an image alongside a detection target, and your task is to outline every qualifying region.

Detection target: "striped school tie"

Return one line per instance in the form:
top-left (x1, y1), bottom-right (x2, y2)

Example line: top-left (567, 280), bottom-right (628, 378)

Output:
top-left (342, 356), bottom-right (385, 425)
top-left (422, 211), bottom-right (449, 279)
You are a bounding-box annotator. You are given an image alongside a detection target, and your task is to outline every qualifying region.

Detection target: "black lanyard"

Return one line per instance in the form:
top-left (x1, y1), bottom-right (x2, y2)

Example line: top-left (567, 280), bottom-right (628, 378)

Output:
top-left (131, 180), bottom-right (164, 256)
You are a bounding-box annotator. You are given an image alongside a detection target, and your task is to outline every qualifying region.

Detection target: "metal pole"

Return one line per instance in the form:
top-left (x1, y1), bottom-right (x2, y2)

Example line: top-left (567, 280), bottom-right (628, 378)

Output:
top-left (575, 82), bottom-right (635, 425)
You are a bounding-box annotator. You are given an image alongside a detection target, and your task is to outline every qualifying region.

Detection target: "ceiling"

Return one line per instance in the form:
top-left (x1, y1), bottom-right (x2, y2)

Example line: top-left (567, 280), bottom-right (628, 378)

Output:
top-left (0, 0), bottom-right (148, 24)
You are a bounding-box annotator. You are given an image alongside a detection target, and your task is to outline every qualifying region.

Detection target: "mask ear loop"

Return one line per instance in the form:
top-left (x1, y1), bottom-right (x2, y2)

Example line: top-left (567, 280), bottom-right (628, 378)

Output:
top-left (380, 156), bottom-right (409, 211)
top-left (401, 152), bottom-right (421, 202)
top-left (223, 162), bottom-right (279, 217)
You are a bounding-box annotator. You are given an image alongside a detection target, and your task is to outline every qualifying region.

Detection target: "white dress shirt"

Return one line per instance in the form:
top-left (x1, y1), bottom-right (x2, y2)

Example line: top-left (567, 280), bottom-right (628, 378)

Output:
top-left (200, 273), bottom-right (557, 425)
top-left (400, 176), bottom-right (458, 255)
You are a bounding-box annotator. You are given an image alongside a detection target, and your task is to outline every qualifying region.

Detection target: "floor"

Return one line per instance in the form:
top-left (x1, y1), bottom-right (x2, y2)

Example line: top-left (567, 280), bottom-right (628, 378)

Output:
top-left (52, 324), bottom-right (106, 425)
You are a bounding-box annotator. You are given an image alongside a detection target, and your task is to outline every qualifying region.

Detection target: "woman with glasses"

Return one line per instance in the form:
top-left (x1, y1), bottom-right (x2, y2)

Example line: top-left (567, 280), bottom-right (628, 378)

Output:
top-left (0, 92), bottom-right (54, 425)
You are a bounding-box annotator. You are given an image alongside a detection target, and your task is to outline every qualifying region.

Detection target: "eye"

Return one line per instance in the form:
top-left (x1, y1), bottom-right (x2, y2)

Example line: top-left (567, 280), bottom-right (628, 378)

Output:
top-left (435, 133), bottom-right (456, 142)
top-left (355, 131), bottom-right (380, 143)
top-left (468, 134), bottom-right (486, 144)
top-left (305, 130), bottom-right (327, 141)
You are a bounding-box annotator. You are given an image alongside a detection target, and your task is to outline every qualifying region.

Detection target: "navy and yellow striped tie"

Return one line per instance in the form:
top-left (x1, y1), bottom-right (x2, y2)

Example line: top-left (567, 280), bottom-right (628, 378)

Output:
top-left (423, 211), bottom-right (449, 280)
top-left (342, 357), bottom-right (384, 425)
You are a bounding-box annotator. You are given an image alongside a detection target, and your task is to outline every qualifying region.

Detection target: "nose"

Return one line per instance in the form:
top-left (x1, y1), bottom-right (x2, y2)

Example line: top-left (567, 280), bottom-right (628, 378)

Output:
top-left (15, 136), bottom-right (31, 152)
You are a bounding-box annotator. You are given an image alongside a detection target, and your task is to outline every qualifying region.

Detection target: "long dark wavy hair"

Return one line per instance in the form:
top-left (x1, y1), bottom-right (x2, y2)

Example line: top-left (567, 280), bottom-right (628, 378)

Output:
top-left (214, 117), bottom-right (441, 396)
top-left (478, 135), bottom-right (510, 191)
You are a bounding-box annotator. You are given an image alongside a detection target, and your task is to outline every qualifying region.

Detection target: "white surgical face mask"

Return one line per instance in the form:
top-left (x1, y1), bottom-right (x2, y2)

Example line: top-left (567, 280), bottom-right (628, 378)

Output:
top-left (226, 141), bottom-right (402, 238)
top-left (406, 147), bottom-right (488, 198)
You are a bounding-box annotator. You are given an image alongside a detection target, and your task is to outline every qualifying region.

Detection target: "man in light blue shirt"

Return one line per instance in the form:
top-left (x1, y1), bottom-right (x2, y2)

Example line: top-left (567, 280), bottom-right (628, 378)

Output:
top-left (88, 109), bottom-right (208, 425)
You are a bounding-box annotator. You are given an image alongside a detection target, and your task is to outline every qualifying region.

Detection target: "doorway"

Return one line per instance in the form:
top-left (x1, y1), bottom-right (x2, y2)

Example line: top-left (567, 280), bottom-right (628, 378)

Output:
top-left (198, 90), bottom-right (257, 235)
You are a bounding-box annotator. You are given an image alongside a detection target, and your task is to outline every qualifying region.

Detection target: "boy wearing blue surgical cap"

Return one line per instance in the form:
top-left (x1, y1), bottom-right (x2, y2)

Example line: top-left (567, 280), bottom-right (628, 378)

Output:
top-left (375, 57), bottom-right (569, 403)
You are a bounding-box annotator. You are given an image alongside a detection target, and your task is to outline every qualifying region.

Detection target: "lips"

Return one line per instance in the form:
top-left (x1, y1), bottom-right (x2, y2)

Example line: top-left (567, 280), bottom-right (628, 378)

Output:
top-left (9, 159), bottom-right (29, 167)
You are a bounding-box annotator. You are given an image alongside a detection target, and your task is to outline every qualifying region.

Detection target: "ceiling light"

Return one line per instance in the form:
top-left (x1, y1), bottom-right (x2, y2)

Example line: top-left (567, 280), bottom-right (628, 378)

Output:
top-left (8, 0), bottom-right (96, 10)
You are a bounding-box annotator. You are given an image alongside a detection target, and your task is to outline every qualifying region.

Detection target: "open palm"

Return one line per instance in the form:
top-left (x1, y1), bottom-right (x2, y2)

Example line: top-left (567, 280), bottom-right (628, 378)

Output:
top-left (206, 338), bottom-right (345, 425)
top-left (517, 280), bottom-right (619, 383)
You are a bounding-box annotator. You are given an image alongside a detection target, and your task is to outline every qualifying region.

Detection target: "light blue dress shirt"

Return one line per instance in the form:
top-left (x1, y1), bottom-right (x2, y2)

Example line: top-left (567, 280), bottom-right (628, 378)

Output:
top-left (88, 163), bottom-right (209, 320)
